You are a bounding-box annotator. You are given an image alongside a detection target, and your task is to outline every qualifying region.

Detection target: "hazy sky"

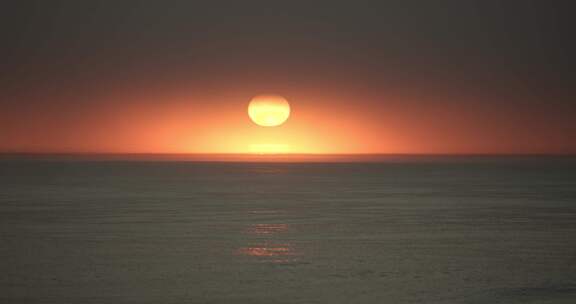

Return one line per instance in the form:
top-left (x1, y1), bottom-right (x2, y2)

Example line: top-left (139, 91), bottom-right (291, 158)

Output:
top-left (1, 1), bottom-right (574, 154)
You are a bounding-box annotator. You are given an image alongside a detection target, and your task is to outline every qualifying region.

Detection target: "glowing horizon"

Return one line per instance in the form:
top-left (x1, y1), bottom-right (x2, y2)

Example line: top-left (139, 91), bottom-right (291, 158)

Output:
top-left (1, 87), bottom-right (574, 156)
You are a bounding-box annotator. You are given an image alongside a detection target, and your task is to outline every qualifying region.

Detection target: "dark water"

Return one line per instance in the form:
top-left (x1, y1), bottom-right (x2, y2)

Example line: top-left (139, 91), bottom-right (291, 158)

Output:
top-left (1, 157), bottom-right (575, 303)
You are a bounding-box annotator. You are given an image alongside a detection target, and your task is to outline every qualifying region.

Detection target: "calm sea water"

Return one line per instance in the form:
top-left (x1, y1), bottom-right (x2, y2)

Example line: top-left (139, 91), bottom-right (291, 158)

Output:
top-left (1, 156), bottom-right (575, 303)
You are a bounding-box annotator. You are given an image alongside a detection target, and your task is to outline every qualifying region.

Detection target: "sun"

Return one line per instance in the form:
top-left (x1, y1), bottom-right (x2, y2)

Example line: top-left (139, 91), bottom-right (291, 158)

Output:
top-left (248, 95), bottom-right (290, 127)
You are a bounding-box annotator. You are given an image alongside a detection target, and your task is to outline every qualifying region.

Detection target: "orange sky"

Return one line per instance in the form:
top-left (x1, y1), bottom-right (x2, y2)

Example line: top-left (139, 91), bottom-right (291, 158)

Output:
top-left (1, 83), bottom-right (573, 155)
top-left (1, 1), bottom-right (574, 156)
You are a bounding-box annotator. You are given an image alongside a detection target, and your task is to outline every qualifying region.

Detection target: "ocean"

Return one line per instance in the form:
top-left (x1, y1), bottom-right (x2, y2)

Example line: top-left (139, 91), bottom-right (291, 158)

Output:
top-left (1, 156), bottom-right (575, 303)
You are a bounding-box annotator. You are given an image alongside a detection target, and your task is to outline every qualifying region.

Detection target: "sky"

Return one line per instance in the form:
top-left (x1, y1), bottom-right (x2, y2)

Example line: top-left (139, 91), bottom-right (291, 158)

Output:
top-left (0, 0), bottom-right (574, 154)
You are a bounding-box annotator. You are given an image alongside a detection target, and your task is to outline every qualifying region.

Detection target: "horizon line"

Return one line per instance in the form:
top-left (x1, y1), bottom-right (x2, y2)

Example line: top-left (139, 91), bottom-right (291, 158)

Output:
top-left (1, 151), bottom-right (576, 156)
top-left (0, 152), bottom-right (576, 163)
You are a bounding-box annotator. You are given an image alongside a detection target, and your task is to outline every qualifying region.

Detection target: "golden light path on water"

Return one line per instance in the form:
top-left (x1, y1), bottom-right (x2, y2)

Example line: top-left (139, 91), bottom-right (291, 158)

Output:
top-left (236, 210), bottom-right (301, 264)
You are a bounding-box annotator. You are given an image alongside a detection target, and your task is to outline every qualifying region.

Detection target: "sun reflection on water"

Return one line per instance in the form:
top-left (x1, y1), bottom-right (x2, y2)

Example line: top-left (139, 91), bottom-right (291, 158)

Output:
top-left (245, 223), bottom-right (289, 235)
top-left (236, 212), bottom-right (302, 263)
top-left (237, 243), bottom-right (297, 260)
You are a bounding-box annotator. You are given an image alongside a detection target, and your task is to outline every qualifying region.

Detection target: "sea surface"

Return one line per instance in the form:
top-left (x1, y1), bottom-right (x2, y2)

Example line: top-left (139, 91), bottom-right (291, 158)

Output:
top-left (1, 156), bottom-right (575, 303)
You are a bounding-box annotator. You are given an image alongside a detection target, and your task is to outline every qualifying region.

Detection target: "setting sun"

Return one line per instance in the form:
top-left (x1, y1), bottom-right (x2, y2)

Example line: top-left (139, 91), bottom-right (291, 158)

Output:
top-left (248, 95), bottom-right (290, 127)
